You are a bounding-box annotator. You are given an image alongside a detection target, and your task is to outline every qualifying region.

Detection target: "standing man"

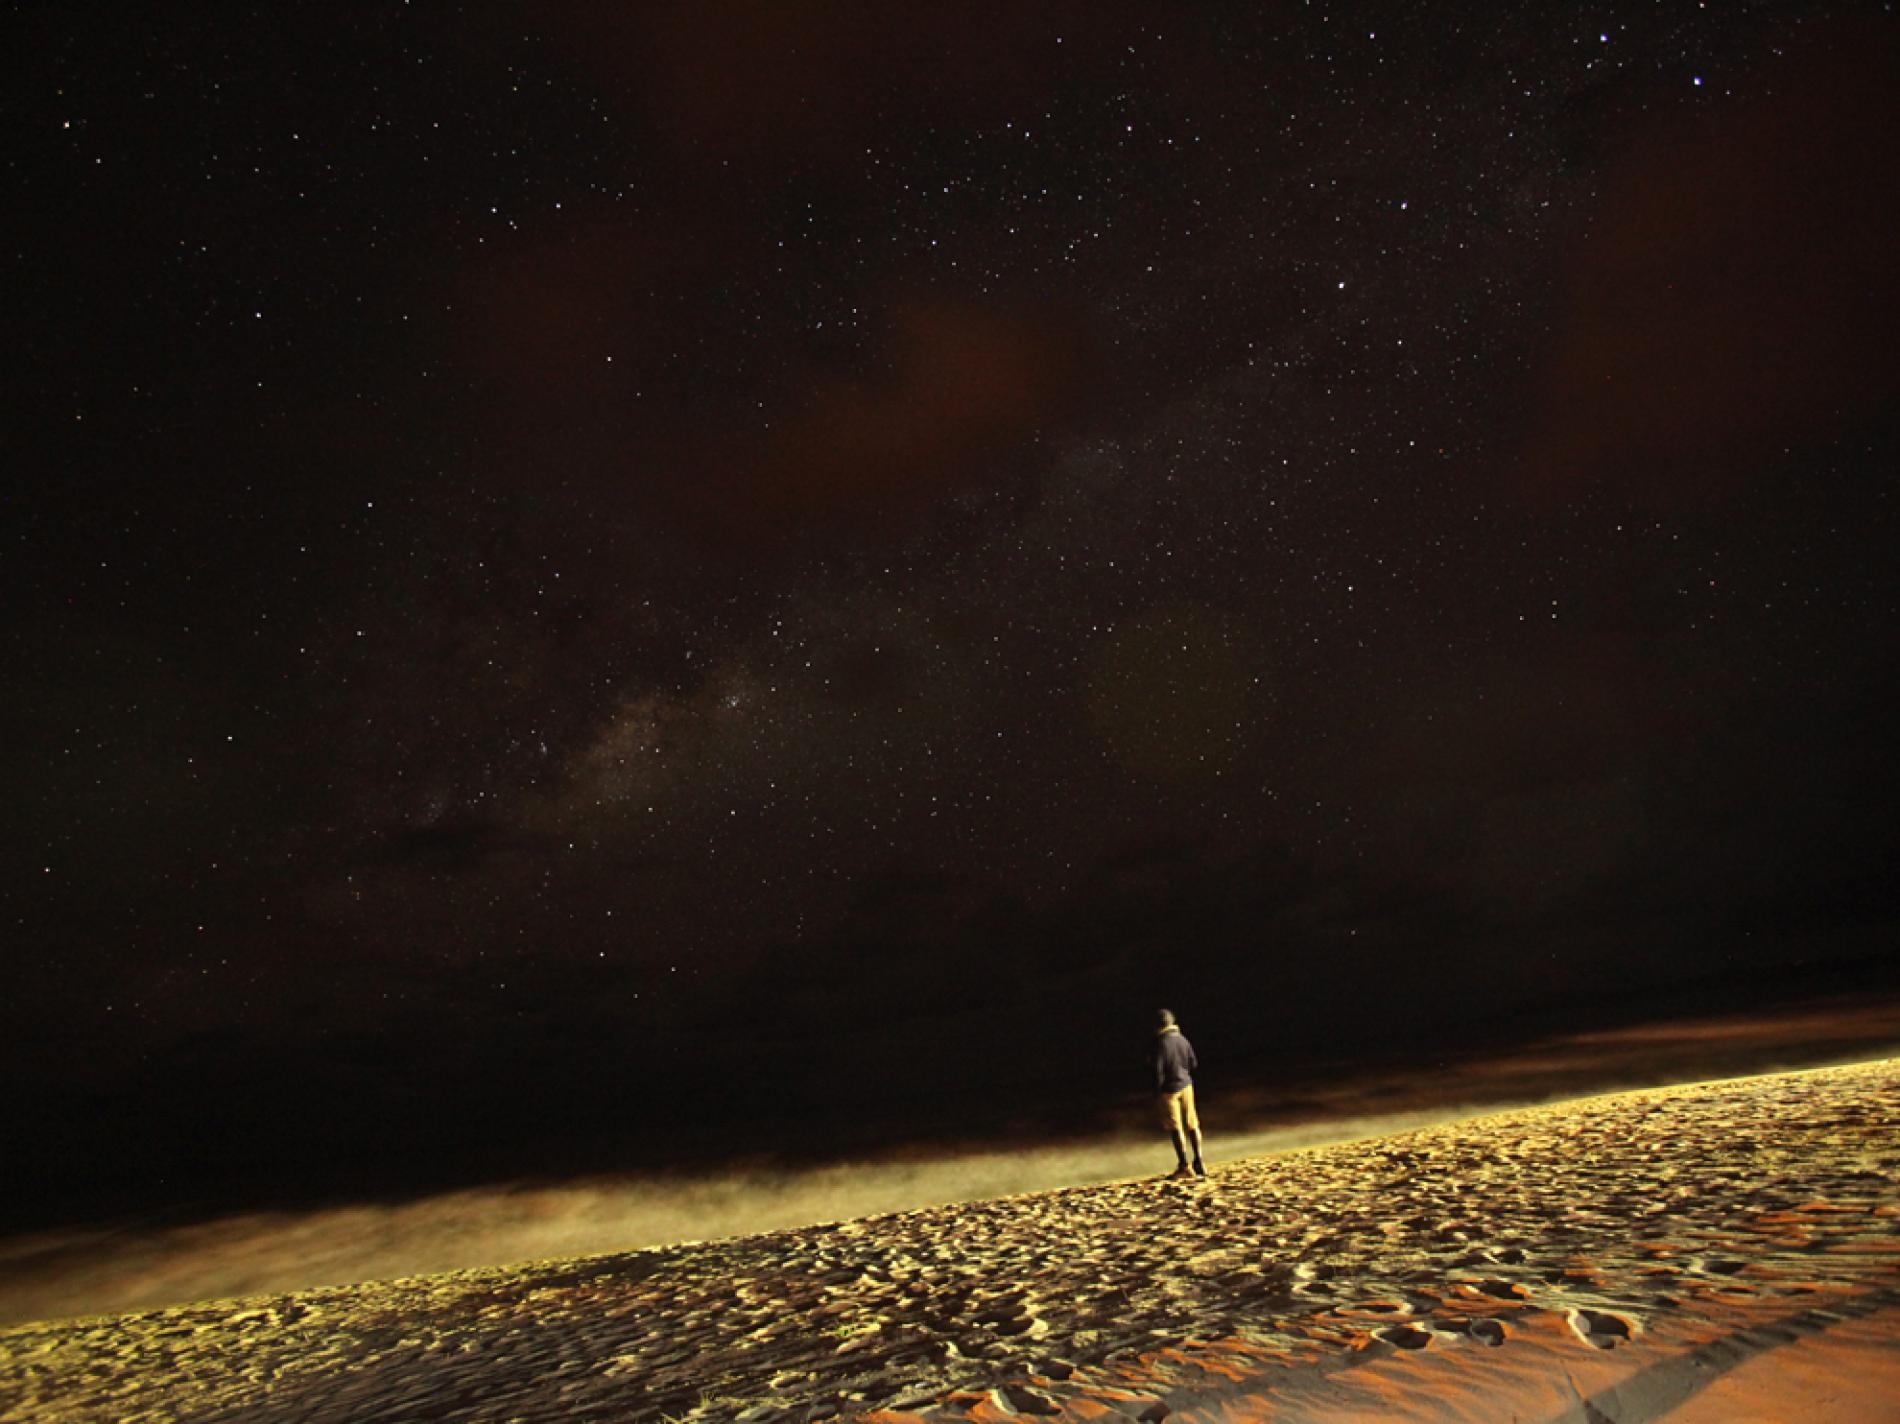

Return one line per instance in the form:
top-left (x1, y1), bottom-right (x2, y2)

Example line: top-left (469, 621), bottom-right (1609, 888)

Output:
top-left (1154, 1009), bottom-right (1206, 1177)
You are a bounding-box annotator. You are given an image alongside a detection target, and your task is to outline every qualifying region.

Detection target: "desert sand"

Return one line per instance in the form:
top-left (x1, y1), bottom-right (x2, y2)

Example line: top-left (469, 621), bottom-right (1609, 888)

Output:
top-left (4, 1058), bottom-right (1897, 1422)
top-left (13, 1000), bottom-right (1900, 1332)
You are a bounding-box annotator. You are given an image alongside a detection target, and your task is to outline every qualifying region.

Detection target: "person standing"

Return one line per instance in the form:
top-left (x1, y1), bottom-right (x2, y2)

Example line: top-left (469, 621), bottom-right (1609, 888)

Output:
top-left (1154, 1008), bottom-right (1206, 1177)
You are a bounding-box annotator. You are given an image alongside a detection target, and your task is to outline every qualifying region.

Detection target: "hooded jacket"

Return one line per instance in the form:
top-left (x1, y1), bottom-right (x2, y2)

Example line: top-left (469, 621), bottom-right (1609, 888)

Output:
top-left (1154, 1024), bottom-right (1198, 1093)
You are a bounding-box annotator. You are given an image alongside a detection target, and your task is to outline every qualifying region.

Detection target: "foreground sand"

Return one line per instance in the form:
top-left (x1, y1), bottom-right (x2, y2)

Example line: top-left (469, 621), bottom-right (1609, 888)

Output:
top-left (5, 1061), bottom-right (1898, 1422)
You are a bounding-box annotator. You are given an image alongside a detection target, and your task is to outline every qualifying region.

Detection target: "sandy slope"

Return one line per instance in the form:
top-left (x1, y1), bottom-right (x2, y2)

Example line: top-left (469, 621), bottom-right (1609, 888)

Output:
top-left (3, 1060), bottom-right (1897, 1423)
top-left (10, 1000), bottom-right (1900, 1330)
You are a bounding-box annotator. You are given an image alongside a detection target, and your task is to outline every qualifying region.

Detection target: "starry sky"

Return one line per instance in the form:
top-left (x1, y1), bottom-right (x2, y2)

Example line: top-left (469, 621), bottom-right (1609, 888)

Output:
top-left (7, 1), bottom-right (1899, 1217)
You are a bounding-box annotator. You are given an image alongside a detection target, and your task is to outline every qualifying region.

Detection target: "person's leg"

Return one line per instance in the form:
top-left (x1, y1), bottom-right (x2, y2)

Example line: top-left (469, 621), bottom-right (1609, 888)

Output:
top-left (1164, 1092), bottom-right (1192, 1175)
top-left (1181, 1086), bottom-right (1206, 1175)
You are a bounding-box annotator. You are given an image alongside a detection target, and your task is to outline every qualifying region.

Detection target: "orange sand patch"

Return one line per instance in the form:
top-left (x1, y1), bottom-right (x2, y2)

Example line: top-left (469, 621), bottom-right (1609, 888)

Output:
top-left (1658, 1303), bottom-right (1900, 1422)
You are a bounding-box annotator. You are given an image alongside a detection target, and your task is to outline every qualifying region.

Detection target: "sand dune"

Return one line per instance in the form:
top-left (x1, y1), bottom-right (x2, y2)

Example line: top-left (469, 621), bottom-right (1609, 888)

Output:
top-left (4, 1059), bottom-right (1897, 1422)
top-left (12, 998), bottom-right (1899, 1331)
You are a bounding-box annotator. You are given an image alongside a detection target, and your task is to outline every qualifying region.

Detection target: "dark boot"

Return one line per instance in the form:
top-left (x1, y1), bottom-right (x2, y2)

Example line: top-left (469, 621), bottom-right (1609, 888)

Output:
top-left (1168, 1129), bottom-right (1193, 1177)
top-left (1189, 1128), bottom-right (1207, 1177)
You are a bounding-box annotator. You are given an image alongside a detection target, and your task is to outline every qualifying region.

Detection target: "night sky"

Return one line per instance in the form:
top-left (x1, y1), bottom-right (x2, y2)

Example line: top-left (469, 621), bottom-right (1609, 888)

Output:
top-left (8, 2), bottom-right (1898, 1220)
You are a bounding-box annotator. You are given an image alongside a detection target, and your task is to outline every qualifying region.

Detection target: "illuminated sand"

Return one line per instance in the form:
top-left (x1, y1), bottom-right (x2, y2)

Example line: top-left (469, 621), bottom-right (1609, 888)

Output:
top-left (4, 1060), bottom-right (1898, 1422)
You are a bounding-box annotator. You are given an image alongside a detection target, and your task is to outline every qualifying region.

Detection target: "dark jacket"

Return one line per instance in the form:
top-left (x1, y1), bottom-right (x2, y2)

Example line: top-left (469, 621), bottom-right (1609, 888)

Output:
top-left (1155, 1025), bottom-right (1197, 1093)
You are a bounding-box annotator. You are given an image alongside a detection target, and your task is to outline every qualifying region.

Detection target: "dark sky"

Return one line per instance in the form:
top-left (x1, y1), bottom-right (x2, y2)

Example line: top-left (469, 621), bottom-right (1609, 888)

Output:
top-left (7, 2), bottom-right (1898, 1215)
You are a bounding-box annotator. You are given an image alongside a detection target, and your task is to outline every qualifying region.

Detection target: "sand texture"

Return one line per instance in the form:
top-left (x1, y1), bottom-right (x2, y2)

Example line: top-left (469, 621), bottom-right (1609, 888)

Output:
top-left (4, 1059), bottom-right (1898, 1423)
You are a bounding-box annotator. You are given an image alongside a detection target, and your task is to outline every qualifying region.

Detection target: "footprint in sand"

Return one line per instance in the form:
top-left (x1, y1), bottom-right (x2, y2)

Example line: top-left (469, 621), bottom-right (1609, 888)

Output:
top-left (1472, 1278), bottom-right (1528, 1300)
top-left (1568, 1307), bottom-right (1636, 1348)
top-left (1339, 1299), bottom-right (1413, 1321)
top-left (1468, 1318), bottom-right (1508, 1346)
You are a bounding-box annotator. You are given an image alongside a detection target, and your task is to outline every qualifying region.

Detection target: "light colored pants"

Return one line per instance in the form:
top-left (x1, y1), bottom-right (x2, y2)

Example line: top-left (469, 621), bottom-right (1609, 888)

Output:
top-left (1161, 1084), bottom-right (1200, 1133)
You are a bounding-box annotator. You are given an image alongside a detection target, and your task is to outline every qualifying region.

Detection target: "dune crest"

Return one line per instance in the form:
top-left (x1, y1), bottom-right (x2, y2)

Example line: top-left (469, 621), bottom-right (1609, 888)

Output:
top-left (4, 1060), bottom-right (1898, 1422)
